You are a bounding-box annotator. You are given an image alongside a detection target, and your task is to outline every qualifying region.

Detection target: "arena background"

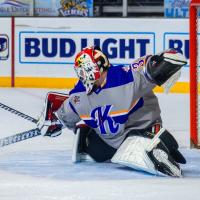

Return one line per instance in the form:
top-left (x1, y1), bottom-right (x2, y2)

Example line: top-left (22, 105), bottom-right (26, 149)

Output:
top-left (1, 1), bottom-right (200, 200)
top-left (0, 0), bottom-right (190, 93)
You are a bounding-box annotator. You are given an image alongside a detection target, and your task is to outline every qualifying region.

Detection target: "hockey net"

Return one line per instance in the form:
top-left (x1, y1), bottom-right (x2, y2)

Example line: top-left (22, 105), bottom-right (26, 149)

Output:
top-left (190, 0), bottom-right (200, 148)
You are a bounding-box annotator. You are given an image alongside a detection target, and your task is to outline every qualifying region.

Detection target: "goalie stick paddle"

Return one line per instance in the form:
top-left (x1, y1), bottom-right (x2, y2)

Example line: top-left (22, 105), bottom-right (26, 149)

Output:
top-left (0, 128), bottom-right (41, 148)
top-left (0, 102), bottom-right (37, 124)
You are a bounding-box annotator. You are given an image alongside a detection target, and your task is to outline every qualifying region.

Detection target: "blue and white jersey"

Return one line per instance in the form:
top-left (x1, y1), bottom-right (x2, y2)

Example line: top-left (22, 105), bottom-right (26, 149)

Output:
top-left (57, 57), bottom-right (161, 148)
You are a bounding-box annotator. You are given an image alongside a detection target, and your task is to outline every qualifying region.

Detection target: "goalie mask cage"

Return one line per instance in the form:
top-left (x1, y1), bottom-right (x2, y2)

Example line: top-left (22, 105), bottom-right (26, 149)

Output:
top-left (190, 0), bottom-right (200, 148)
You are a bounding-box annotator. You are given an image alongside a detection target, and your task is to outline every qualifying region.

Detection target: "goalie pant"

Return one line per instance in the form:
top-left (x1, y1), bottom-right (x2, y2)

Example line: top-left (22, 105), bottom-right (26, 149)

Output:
top-left (74, 125), bottom-right (186, 165)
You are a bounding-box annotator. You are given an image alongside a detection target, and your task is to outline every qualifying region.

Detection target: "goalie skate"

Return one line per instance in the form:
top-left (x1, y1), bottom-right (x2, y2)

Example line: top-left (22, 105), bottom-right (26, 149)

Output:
top-left (148, 148), bottom-right (182, 177)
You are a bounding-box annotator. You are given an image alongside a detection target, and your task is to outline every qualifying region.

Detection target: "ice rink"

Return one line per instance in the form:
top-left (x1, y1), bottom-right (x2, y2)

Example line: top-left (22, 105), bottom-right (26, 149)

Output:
top-left (0, 88), bottom-right (200, 200)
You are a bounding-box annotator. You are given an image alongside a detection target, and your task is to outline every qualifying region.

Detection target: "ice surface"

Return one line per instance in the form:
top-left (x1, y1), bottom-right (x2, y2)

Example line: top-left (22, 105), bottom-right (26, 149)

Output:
top-left (0, 88), bottom-right (200, 200)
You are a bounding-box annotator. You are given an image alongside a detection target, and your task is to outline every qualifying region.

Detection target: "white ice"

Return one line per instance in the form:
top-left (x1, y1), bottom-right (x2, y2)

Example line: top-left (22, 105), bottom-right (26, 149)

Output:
top-left (0, 88), bottom-right (200, 200)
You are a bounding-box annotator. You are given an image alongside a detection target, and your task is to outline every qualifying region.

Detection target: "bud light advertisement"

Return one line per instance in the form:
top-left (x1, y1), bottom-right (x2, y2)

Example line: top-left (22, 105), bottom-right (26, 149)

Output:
top-left (19, 31), bottom-right (155, 65)
top-left (0, 0), bottom-right (34, 16)
top-left (34, 0), bottom-right (93, 17)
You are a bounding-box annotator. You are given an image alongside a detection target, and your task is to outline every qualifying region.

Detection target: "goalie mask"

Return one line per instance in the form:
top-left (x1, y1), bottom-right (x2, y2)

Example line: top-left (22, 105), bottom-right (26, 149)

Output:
top-left (74, 46), bottom-right (109, 94)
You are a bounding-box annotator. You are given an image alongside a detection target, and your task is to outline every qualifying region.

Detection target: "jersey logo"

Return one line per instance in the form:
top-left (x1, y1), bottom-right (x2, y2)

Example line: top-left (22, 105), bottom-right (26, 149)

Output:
top-left (73, 95), bottom-right (80, 104)
top-left (80, 99), bottom-right (144, 135)
top-left (91, 105), bottom-right (119, 135)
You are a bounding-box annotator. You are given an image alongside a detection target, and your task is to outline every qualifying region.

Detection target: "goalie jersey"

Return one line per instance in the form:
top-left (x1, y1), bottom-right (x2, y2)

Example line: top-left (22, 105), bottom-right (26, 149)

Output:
top-left (57, 58), bottom-right (162, 148)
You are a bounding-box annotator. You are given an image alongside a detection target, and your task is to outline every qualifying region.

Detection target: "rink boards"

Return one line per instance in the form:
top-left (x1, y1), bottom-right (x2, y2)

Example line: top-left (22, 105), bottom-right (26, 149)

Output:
top-left (0, 17), bottom-right (190, 93)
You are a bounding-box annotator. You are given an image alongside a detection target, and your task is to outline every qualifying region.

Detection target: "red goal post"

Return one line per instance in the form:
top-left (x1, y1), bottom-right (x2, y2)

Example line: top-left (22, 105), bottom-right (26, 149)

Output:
top-left (190, 0), bottom-right (200, 147)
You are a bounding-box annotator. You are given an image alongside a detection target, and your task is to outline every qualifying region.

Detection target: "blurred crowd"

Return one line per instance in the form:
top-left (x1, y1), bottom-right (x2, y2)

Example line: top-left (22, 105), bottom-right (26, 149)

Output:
top-left (0, 0), bottom-right (189, 18)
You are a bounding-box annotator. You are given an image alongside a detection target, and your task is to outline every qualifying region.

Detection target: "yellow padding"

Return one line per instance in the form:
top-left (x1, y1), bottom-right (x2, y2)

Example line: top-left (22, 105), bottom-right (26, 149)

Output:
top-left (153, 82), bottom-right (190, 94)
top-left (15, 77), bottom-right (78, 89)
top-left (0, 77), bottom-right (11, 87)
top-left (0, 76), bottom-right (191, 93)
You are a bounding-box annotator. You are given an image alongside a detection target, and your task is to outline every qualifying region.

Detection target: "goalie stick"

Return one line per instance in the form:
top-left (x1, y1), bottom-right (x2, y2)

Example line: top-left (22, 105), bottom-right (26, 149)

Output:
top-left (0, 102), bottom-right (40, 148)
top-left (0, 128), bottom-right (41, 147)
top-left (0, 102), bottom-right (37, 124)
top-left (0, 91), bottom-right (69, 148)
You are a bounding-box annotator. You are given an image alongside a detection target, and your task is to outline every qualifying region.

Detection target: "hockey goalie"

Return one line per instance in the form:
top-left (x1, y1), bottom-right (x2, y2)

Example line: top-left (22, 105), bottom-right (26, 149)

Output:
top-left (38, 46), bottom-right (187, 177)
